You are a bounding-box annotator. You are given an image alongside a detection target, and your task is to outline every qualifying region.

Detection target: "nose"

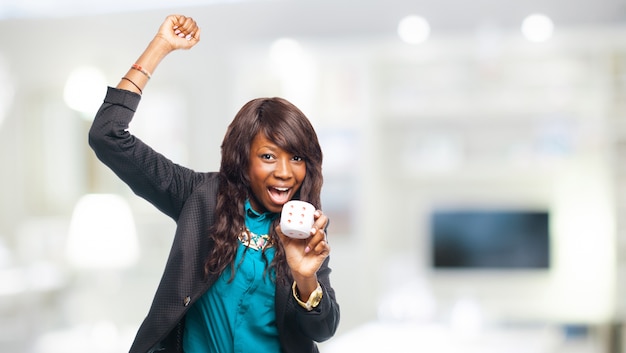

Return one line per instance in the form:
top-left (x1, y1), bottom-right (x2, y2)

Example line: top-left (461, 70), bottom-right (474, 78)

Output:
top-left (274, 157), bottom-right (293, 179)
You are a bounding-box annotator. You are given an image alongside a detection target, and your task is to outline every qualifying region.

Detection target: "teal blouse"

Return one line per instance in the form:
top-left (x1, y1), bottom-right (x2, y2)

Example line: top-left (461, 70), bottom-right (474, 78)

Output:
top-left (183, 200), bottom-right (280, 353)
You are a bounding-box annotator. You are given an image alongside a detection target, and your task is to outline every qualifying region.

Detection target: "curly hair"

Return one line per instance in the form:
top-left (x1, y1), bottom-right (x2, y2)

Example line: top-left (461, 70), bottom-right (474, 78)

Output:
top-left (204, 97), bottom-right (323, 284)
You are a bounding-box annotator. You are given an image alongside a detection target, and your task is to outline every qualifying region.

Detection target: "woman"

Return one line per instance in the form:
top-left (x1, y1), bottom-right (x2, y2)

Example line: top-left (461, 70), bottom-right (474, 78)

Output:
top-left (88, 14), bottom-right (340, 353)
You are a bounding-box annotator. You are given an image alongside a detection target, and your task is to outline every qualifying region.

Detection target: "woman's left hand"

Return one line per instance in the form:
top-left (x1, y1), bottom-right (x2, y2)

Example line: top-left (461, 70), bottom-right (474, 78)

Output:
top-left (277, 209), bottom-right (330, 279)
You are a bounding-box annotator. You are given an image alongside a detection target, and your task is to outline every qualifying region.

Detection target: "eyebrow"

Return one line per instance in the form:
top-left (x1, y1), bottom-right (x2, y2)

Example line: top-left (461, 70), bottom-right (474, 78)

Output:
top-left (257, 144), bottom-right (278, 150)
top-left (254, 144), bottom-right (282, 154)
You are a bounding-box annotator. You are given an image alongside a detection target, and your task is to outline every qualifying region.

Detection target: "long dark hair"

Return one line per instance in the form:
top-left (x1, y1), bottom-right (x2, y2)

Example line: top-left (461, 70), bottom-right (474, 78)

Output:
top-left (204, 97), bottom-right (323, 283)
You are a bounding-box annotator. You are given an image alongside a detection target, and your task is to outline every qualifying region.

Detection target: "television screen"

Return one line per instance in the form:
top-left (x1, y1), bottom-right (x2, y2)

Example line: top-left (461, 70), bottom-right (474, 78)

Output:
top-left (430, 209), bottom-right (550, 269)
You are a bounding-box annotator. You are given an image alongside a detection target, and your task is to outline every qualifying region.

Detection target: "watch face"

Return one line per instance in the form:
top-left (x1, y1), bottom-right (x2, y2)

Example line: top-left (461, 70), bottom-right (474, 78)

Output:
top-left (310, 288), bottom-right (323, 307)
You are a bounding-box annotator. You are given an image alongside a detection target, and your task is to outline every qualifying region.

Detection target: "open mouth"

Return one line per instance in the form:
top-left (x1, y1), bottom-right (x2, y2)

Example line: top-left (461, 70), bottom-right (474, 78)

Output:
top-left (268, 186), bottom-right (291, 205)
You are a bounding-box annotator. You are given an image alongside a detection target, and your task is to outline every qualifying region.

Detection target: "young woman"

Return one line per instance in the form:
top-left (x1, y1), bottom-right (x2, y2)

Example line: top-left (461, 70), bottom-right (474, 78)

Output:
top-left (88, 14), bottom-right (339, 353)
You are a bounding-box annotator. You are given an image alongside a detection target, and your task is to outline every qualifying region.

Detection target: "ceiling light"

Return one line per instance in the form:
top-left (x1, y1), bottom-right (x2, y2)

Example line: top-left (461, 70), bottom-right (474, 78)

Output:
top-left (63, 66), bottom-right (107, 118)
top-left (521, 13), bottom-right (554, 42)
top-left (398, 15), bottom-right (431, 45)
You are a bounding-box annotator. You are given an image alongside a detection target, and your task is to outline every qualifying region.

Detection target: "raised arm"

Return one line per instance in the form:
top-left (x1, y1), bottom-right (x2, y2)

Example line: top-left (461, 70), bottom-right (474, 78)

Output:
top-left (118, 15), bottom-right (201, 95)
top-left (88, 15), bottom-right (204, 220)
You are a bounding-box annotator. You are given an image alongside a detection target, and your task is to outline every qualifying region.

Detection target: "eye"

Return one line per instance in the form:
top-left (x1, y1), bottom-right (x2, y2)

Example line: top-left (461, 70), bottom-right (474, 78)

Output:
top-left (261, 153), bottom-right (274, 160)
top-left (292, 155), bottom-right (304, 162)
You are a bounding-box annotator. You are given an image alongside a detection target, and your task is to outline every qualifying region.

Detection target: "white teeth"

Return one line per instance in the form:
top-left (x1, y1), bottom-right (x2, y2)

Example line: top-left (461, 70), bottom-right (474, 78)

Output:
top-left (274, 187), bottom-right (289, 192)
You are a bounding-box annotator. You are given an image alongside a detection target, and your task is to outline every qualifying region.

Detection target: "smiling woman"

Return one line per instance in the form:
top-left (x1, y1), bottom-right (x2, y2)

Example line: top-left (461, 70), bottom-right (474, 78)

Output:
top-left (87, 14), bottom-right (339, 353)
top-left (247, 131), bottom-right (307, 214)
top-left (219, 96), bottom-right (321, 215)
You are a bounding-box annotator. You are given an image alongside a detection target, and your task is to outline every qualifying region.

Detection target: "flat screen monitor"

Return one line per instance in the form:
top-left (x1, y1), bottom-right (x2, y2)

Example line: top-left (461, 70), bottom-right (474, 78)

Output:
top-left (430, 209), bottom-right (550, 269)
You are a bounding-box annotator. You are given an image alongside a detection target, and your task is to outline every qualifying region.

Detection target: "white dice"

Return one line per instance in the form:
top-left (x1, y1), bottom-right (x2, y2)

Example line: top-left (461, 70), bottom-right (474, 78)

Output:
top-left (280, 200), bottom-right (315, 239)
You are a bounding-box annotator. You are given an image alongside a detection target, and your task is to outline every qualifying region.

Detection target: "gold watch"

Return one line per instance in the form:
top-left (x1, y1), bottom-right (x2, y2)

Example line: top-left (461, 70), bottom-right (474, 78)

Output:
top-left (292, 281), bottom-right (323, 311)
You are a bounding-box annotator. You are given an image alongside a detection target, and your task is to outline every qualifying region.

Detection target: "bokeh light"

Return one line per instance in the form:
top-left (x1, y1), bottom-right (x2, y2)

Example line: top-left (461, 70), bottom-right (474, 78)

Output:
top-left (397, 15), bottom-right (431, 45)
top-left (521, 13), bottom-right (555, 42)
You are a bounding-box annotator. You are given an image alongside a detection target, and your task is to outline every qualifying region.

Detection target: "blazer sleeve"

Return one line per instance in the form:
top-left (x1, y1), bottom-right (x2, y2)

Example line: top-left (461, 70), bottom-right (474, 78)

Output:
top-left (277, 255), bottom-right (340, 352)
top-left (88, 87), bottom-right (208, 220)
top-left (296, 256), bottom-right (340, 341)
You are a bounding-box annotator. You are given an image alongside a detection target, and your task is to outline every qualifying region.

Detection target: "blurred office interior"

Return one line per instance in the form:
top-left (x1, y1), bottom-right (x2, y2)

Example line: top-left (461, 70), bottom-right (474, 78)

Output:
top-left (1, 0), bottom-right (626, 352)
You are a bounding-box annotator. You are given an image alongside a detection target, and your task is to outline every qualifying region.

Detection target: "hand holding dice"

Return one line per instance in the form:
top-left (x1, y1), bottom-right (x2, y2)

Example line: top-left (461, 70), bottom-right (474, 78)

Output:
top-left (279, 200), bottom-right (330, 280)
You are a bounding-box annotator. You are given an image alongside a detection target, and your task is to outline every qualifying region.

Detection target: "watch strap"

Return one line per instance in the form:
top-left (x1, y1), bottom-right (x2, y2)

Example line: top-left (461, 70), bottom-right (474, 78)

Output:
top-left (292, 281), bottom-right (323, 311)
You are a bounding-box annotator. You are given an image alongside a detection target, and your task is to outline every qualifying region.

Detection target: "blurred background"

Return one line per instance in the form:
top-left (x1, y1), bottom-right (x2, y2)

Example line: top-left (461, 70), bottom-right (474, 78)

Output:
top-left (1, 0), bottom-right (626, 352)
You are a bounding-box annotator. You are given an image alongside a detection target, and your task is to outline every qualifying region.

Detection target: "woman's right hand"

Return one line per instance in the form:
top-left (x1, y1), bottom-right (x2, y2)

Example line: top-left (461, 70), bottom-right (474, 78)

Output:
top-left (155, 15), bottom-right (201, 52)
top-left (116, 15), bottom-right (200, 95)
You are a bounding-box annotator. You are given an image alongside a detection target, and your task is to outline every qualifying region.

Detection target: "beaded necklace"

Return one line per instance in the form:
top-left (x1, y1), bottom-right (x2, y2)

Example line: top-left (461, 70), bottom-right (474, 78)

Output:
top-left (238, 228), bottom-right (271, 251)
top-left (239, 199), bottom-right (276, 251)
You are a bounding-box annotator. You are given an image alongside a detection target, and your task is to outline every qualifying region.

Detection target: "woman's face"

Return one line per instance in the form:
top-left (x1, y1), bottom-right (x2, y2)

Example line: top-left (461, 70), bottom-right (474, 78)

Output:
top-left (248, 132), bottom-right (306, 214)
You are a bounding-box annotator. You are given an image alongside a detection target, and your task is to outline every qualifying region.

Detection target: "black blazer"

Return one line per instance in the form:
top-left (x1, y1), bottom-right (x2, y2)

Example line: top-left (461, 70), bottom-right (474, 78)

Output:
top-left (89, 87), bottom-right (340, 353)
